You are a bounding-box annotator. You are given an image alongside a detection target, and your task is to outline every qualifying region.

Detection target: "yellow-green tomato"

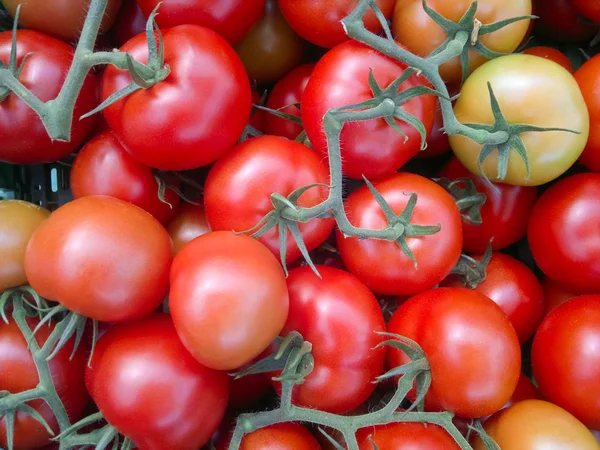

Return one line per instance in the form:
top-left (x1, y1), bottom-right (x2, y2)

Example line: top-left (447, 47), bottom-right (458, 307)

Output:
top-left (450, 54), bottom-right (589, 186)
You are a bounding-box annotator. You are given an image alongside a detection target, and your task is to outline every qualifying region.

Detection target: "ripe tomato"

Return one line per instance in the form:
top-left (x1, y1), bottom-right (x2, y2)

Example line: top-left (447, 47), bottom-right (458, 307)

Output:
top-left (356, 423), bottom-right (460, 450)
top-left (532, 295), bottom-right (600, 429)
top-left (216, 423), bottom-right (321, 450)
top-left (337, 173), bottom-right (462, 296)
top-left (575, 54), bottom-right (600, 173)
top-left (303, 41), bottom-right (436, 180)
top-left (0, 30), bottom-right (97, 164)
top-left (71, 131), bottom-right (180, 224)
top-left (170, 231), bottom-right (289, 371)
top-left (86, 314), bottom-right (228, 450)
top-left (528, 173), bottom-right (600, 293)
top-left (24, 196), bottom-right (173, 322)
top-left (534, 0), bottom-right (598, 43)
top-left (541, 276), bottom-right (580, 315)
top-left (473, 400), bottom-right (600, 450)
top-left (523, 47), bottom-right (574, 73)
top-left (573, 0), bottom-right (600, 22)
top-left (450, 54), bottom-right (589, 186)
top-left (204, 136), bottom-right (334, 264)
top-left (278, 0), bottom-right (395, 49)
top-left (102, 25), bottom-right (251, 171)
top-left (275, 266), bottom-right (386, 414)
top-left (249, 88), bottom-right (268, 133)
top-left (392, 0), bottom-right (532, 83)
top-left (229, 360), bottom-right (273, 410)
top-left (0, 200), bottom-right (49, 292)
top-left (265, 63), bottom-right (314, 140)
top-left (0, 318), bottom-right (88, 450)
top-left (166, 202), bottom-right (210, 254)
top-left (416, 100), bottom-right (450, 158)
top-left (113, 0), bottom-right (146, 47)
top-left (387, 288), bottom-right (521, 418)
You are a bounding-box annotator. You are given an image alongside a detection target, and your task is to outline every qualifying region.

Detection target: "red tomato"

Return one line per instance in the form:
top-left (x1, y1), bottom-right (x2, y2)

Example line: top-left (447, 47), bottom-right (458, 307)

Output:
top-left (170, 231), bottom-right (289, 371)
top-left (534, 0), bottom-right (598, 42)
top-left (387, 288), bottom-right (521, 418)
top-left (0, 30), bottom-right (97, 164)
top-left (541, 276), bottom-right (580, 315)
top-left (25, 196), bottom-right (173, 322)
top-left (166, 202), bottom-right (210, 254)
top-left (249, 89), bottom-right (268, 134)
top-left (575, 54), bottom-right (600, 173)
top-left (573, 0), bottom-right (600, 22)
top-left (440, 157), bottom-right (537, 253)
top-left (302, 41), bottom-right (436, 180)
top-left (356, 422), bottom-right (460, 450)
top-left (112, 0), bottom-right (146, 47)
top-left (216, 423), bottom-right (321, 450)
top-left (523, 47), bottom-right (574, 73)
top-left (86, 314), bottom-right (228, 450)
top-left (532, 295), bottom-right (600, 429)
top-left (204, 136), bottom-right (334, 264)
top-left (102, 25), bottom-right (251, 171)
top-left (499, 373), bottom-right (540, 411)
top-left (337, 173), bottom-right (462, 296)
top-left (137, 0), bottom-right (266, 44)
top-left (229, 361), bottom-right (273, 410)
top-left (274, 266), bottom-right (386, 414)
top-left (528, 173), bottom-right (600, 294)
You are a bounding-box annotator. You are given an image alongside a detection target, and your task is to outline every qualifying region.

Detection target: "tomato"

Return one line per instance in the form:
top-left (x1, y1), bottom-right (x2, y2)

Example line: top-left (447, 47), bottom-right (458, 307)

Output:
top-left (573, 0), bottom-right (600, 22)
top-left (2, 0), bottom-right (122, 42)
top-left (472, 400), bottom-right (600, 450)
top-left (532, 295), bottom-right (600, 429)
top-left (523, 47), bottom-right (574, 73)
top-left (216, 423), bottom-right (321, 450)
top-left (274, 266), bottom-right (385, 414)
top-left (71, 131), bottom-right (180, 224)
top-left (497, 373), bottom-right (540, 411)
top-left (249, 89), bottom-right (268, 134)
top-left (416, 100), bottom-right (450, 158)
top-left (204, 136), bottom-right (334, 264)
top-left (541, 276), bottom-right (580, 315)
top-left (450, 54), bottom-right (589, 186)
top-left (112, 0), bottom-right (146, 47)
top-left (24, 196), bottom-right (173, 322)
top-left (575, 54), bottom-right (600, 173)
top-left (229, 360), bottom-right (273, 410)
top-left (170, 231), bottom-right (288, 371)
top-left (0, 30), bottom-right (97, 164)
top-left (86, 314), bottom-right (228, 450)
top-left (265, 63), bottom-right (314, 140)
top-left (303, 41), bottom-right (436, 180)
top-left (0, 200), bottom-right (49, 293)
top-left (356, 423), bottom-right (460, 450)
top-left (337, 173), bottom-right (462, 296)
top-left (392, 0), bottom-right (532, 83)
top-left (528, 173), bottom-right (600, 294)
top-left (0, 318), bottom-right (87, 450)
top-left (387, 288), bottom-right (521, 418)
top-left (166, 202), bottom-right (210, 254)
top-left (534, 0), bottom-right (598, 43)
top-left (278, 0), bottom-right (395, 49)
top-left (102, 25), bottom-right (251, 171)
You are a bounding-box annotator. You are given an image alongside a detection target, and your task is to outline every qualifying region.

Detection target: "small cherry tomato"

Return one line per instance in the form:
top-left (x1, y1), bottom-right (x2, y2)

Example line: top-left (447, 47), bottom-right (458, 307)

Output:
top-left (534, 0), bottom-right (598, 43)
top-left (216, 423), bottom-right (321, 450)
top-left (356, 422), bottom-right (460, 450)
top-left (523, 46), bottom-right (574, 72)
top-left (166, 202), bottom-right (210, 254)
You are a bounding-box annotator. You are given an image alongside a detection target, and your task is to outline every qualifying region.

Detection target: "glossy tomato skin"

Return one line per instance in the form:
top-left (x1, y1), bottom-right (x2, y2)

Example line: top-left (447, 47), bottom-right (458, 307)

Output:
top-left (0, 319), bottom-right (88, 450)
top-left (450, 54), bottom-right (589, 186)
top-left (541, 276), bottom-right (580, 315)
top-left (573, 0), bottom-right (600, 22)
top-left (71, 131), bottom-right (180, 224)
top-left (575, 54), bottom-right (600, 173)
top-left (534, 0), bottom-right (598, 43)
top-left (166, 202), bottom-right (210, 254)
top-left (86, 314), bottom-right (228, 450)
top-left (387, 288), bottom-right (521, 418)
top-left (216, 423), bottom-right (321, 450)
top-left (102, 25), bottom-right (251, 171)
top-left (170, 231), bottom-right (289, 371)
top-left (523, 47), bottom-right (574, 73)
top-left (113, 0), bottom-right (146, 46)
top-left (275, 266), bottom-right (386, 414)
top-left (204, 136), bottom-right (334, 264)
top-left (337, 173), bottom-right (462, 296)
top-left (302, 41), bottom-right (436, 180)
top-left (528, 173), bottom-right (600, 293)
top-left (356, 423), bottom-right (460, 450)
top-left (24, 196), bottom-right (173, 322)
top-left (0, 30), bottom-right (97, 164)
top-left (532, 295), bottom-right (600, 429)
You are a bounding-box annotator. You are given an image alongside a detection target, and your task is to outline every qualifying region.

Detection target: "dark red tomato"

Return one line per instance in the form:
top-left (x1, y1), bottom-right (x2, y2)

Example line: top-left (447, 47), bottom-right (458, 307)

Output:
top-left (265, 63), bottom-right (315, 140)
top-left (541, 276), bottom-right (581, 315)
top-left (71, 131), bottom-right (180, 224)
top-left (575, 54), bottom-right (600, 173)
top-left (0, 318), bottom-right (87, 450)
top-left (229, 360), bottom-right (273, 410)
top-left (534, 0), bottom-right (598, 43)
top-left (387, 288), bottom-right (521, 418)
top-left (440, 157), bottom-right (537, 253)
top-left (0, 30), bottom-right (97, 164)
top-left (137, 0), bottom-right (265, 44)
top-left (303, 41), bottom-right (436, 180)
top-left (278, 0), bottom-right (396, 48)
top-left (356, 423), bottom-right (460, 450)
top-left (274, 266), bottom-right (386, 414)
top-left (532, 295), bottom-right (600, 429)
top-left (204, 136), bottom-right (334, 264)
top-left (166, 202), bottom-right (210, 254)
top-left (86, 314), bottom-right (228, 450)
top-left (523, 47), bottom-right (574, 73)
top-left (216, 423), bottom-right (321, 450)
top-left (337, 173), bottom-right (462, 296)
top-left (102, 25), bottom-right (251, 171)
top-left (528, 173), bottom-right (600, 294)
top-left (25, 196), bottom-right (173, 322)
top-left (113, 0), bottom-right (146, 46)
top-left (249, 89), bottom-right (268, 134)
top-left (573, 0), bottom-right (600, 22)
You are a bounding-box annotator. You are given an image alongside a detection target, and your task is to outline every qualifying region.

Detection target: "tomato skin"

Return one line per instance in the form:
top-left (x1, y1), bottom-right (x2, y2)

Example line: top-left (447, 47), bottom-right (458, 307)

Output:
top-left (228, 360), bottom-right (273, 410)
top-left (166, 202), bottom-right (210, 254)
top-left (541, 276), bottom-right (580, 315)
top-left (573, 0), bottom-right (600, 22)
top-left (274, 266), bottom-right (386, 414)
top-left (86, 314), bottom-right (228, 450)
top-left (523, 47), bottom-right (574, 73)
top-left (101, 25), bottom-right (251, 171)
top-left (249, 89), bottom-right (268, 133)
top-left (113, 0), bottom-right (146, 47)
top-left (528, 173), bottom-right (600, 294)
top-left (534, 0), bottom-right (598, 43)
top-left (575, 54), bottom-right (600, 173)
top-left (24, 196), bottom-right (173, 322)
top-left (204, 136), bottom-right (334, 264)
top-left (532, 295), bottom-right (600, 429)
top-left (356, 422), bottom-right (460, 450)
top-left (387, 288), bottom-right (521, 418)
top-left (0, 30), bottom-right (97, 164)
top-left (337, 173), bottom-right (462, 296)
top-left (302, 41), bottom-right (436, 180)
top-left (216, 423), bottom-right (321, 450)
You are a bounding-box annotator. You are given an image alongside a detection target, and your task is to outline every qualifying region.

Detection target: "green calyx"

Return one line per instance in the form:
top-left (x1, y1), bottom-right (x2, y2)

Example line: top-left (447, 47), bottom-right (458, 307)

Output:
top-left (53, 411), bottom-right (134, 450)
top-left (450, 240), bottom-right (493, 289)
top-left (0, 5), bottom-right (31, 102)
top-left (434, 177), bottom-right (486, 226)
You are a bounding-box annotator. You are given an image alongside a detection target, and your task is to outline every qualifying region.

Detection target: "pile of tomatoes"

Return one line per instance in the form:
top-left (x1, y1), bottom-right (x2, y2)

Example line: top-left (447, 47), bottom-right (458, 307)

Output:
top-left (1, 0), bottom-right (600, 449)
